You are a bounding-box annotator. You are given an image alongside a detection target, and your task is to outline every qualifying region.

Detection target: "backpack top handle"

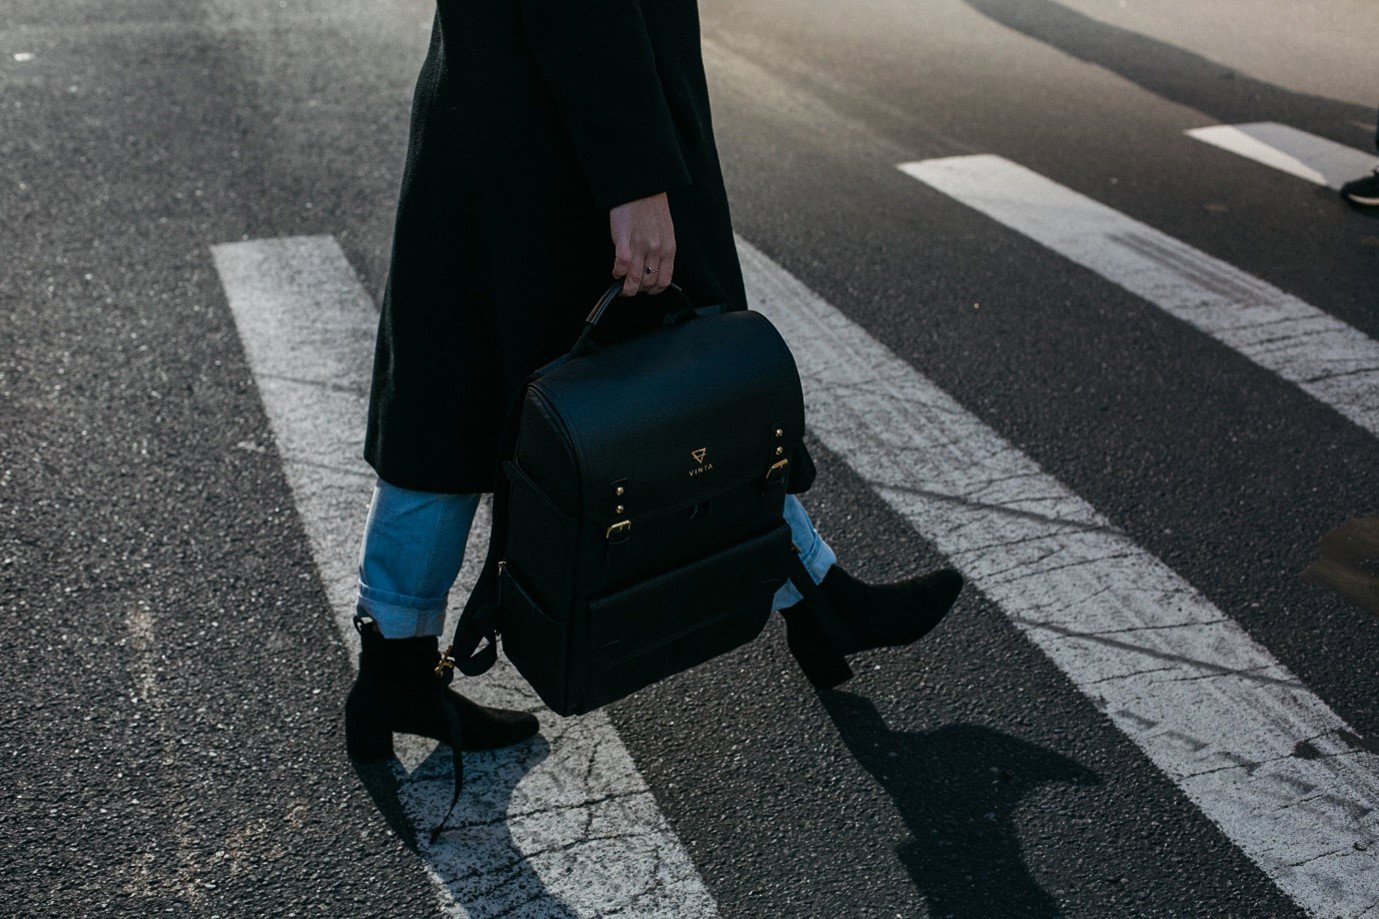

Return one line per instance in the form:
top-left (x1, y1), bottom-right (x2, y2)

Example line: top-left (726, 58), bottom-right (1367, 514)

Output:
top-left (571, 280), bottom-right (710, 356)
top-left (583, 279), bottom-right (695, 325)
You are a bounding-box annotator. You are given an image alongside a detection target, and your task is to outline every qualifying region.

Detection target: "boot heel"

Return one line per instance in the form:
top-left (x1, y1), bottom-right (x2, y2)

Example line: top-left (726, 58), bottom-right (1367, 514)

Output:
top-left (345, 685), bottom-right (396, 762)
top-left (783, 610), bottom-right (855, 689)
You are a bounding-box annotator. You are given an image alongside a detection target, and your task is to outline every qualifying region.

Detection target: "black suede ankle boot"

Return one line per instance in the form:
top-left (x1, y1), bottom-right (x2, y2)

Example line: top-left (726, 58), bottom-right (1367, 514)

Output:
top-left (780, 565), bottom-right (964, 689)
top-left (345, 617), bottom-right (539, 762)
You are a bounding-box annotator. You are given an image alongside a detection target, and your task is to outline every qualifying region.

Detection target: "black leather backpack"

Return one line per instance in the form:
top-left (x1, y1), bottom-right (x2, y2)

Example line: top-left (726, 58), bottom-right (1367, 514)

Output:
top-left (427, 282), bottom-right (830, 831)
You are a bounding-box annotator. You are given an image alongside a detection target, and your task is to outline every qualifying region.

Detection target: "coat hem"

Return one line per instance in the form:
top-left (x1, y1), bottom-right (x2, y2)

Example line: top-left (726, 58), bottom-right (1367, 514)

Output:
top-left (364, 452), bottom-right (497, 497)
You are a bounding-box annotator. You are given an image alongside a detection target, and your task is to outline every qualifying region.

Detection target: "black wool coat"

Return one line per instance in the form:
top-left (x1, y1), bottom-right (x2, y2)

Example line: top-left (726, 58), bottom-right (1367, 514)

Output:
top-left (364, 0), bottom-right (762, 494)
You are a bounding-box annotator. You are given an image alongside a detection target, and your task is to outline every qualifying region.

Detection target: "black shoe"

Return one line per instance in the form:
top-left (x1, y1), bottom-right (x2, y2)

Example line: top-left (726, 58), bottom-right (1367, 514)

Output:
top-left (345, 617), bottom-right (539, 762)
top-left (780, 566), bottom-right (964, 688)
top-left (1341, 169), bottom-right (1379, 207)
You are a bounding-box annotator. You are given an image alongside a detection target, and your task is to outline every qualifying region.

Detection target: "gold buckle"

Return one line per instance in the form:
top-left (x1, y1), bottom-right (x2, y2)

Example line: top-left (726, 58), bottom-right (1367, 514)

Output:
top-left (765, 458), bottom-right (789, 482)
top-left (605, 519), bottom-right (632, 542)
top-left (434, 646), bottom-right (457, 679)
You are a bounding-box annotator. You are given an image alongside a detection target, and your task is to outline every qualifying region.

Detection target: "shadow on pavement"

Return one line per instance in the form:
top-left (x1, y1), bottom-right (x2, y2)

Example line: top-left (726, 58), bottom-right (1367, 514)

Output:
top-left (821, 689), bottom-right (1100, 919)
top-left (963, 0), bottom-right (1374, 148)
top-left (353, 735), bottom-right (576, 918)
top-left (352, 757), bottom-right (425, 852)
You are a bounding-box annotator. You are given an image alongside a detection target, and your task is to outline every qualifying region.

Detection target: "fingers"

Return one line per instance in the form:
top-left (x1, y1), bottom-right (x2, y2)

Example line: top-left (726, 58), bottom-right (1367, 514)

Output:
top-left (611, 243), bottom-right (633, 290)
top-left (622, 236), bottom-right (676, 297)
top-left (621, 247), bottom-right (647, 297)
top-left (608, 193), bottom-right (676, 297)
top-left (647, 244), bottom-right (675, 295)
top-left (611, 228), bottom-right (648, 298)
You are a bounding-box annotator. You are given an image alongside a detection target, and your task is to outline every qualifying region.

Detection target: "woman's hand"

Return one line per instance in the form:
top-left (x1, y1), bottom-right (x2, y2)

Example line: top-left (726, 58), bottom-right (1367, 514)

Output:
top-left (609, 192), bottom-right (676, 297)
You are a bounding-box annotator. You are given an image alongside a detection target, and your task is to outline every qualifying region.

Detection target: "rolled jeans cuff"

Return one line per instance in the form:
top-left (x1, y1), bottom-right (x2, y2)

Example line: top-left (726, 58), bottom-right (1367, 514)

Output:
top-left (356, 584), bottom-right (448, 639)
top-left (772, 495), bottom-right (836, 610)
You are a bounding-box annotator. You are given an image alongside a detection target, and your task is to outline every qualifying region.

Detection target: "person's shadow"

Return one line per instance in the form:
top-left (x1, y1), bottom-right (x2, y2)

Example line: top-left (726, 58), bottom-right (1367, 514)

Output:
top-left (353, 734), bottom-right (576, 919)
top-left (820, 690), bottom-right (1100, 919)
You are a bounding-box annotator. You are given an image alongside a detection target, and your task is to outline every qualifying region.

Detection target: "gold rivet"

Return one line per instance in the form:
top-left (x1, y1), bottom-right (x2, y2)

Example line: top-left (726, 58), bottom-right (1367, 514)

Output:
top-left (775, 446), bottom-right (784, 455)
top-left (615, 504), bottom-right (624, 514)
top-left (615, 486), bottom-right (625, 496)
top-left (775, 428), bottom-right (784, 437)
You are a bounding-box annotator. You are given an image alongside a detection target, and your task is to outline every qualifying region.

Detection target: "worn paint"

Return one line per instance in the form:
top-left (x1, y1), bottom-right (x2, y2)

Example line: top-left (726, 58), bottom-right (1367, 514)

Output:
top-left (739, 234), bottom-right (1379, 918)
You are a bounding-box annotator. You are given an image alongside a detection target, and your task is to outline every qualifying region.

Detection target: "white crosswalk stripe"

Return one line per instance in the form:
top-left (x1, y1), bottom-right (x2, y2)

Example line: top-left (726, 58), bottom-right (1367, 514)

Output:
top-left (1186, 122), bottom-right (1375, 190)
top-left (738, 235), bottom-right (1379, 917)
top-left (900, 154), bottom-right (1379, 442)
top-left (214, 226), bottom-right (1379, 919)
top-left (212, 236), bottom-right (719, 919)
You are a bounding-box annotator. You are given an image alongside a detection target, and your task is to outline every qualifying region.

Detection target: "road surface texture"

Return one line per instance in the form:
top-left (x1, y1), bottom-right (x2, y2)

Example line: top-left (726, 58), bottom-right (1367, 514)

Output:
top-left (2, 0), bottom-right (1376, 915)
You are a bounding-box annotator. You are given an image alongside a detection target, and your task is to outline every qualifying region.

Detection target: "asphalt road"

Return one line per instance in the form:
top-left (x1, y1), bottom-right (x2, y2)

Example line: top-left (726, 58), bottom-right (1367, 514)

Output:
top-left (2, 0), bottom-right (1376, 916)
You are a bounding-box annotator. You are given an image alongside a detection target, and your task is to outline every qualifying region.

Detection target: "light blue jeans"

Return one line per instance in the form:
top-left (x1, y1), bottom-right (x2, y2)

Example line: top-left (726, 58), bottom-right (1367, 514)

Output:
top-left (357, 480), bottom-right (836, 638)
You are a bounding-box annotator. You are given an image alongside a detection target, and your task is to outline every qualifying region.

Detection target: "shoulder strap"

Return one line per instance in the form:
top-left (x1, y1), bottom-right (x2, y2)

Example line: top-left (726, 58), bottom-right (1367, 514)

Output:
top-left (427, 360), bottom-right (556, 843)
top-left (782, 546), bottom-right (855, 688)
top-left (784, 548), bottom-right (853, 650)
top-left (438, 357), bottom-right (564, 681)
top-left (429, 314), bottom-right (603, 837)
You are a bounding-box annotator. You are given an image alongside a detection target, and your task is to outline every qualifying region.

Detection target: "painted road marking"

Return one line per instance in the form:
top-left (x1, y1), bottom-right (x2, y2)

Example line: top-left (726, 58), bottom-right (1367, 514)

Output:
top-left (212, 236), bottom-right (718, 919)
top-left (738, 236), bottom-right (1379, 917)
top-left (900, 154), bottom-right (1379, 442)
top-left (1186, 122), bottom-right (1375, 190)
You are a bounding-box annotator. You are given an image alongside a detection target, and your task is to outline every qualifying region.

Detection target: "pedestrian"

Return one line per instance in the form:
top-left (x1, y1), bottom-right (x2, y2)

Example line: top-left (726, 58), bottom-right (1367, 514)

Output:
top-left (344, 0), bottom-right (965, 760)
top-left (1340, 108), bottom-right (1379, 207)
